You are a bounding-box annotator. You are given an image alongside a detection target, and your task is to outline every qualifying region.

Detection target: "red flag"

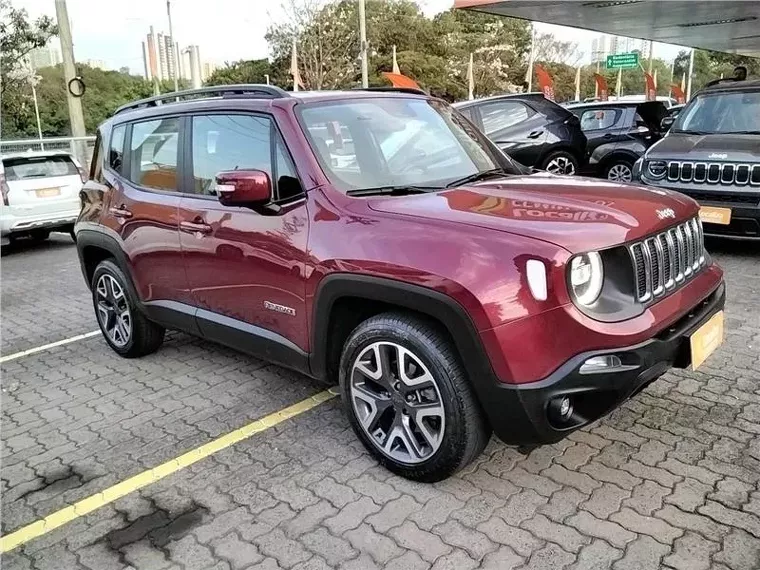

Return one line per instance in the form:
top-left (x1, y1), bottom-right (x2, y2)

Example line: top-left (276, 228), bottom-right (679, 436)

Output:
top-left (593, 73), bottom-right (609, 101)
top-left (382, 72), bottom-right (422, 90)
top-left (644, 72), bottom-right (656, 101)
top-left (671, 84), bottom-right (686, 104)
top-left (535, 65), bottom-right (555, 101)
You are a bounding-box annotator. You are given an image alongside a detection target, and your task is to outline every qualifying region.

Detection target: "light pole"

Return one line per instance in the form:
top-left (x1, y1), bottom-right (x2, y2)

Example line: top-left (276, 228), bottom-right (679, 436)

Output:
top-left (686, 48), bottom-right (695, 101)
top-left (54, 0), bottom-right (87, 164)
top-left (358, 0), bottom-right (368, 88)
top-left (167, 0), bottom-right (179, 92)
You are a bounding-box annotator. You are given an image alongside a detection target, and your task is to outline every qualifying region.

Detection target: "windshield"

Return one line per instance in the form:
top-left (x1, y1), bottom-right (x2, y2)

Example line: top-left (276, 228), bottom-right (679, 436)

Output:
top-left (673, 90), bottom-right (760, 134)
top-left (298, 97), bottom-right (512, 192)
top-left (2, 155), bottom-right (79, 181)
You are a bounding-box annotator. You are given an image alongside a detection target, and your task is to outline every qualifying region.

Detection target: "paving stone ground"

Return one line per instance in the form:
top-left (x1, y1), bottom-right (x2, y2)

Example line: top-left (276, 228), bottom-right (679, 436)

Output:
top-left (1, 234), bottom-right (759, 570)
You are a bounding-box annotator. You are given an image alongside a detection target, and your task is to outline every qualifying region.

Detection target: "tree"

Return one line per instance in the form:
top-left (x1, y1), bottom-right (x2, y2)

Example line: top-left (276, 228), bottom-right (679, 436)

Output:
top-left (205, 59), bottom-right (272, 86)
top-left (0, 0), bottom-right (57, 138)
top-left (533, 32), bottom-right (583, 67)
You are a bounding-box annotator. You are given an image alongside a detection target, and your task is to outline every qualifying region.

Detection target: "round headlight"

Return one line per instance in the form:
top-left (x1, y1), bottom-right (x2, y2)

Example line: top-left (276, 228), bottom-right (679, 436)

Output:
top-left (647, 160), bottom-right (667, 179)
top-left (569, 252), bottom-right (603, 306)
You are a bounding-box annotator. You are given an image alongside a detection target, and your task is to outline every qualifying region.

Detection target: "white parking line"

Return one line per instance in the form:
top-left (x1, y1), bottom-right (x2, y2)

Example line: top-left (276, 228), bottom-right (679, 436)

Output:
top-left (0, 331), bottom-right (101, 364)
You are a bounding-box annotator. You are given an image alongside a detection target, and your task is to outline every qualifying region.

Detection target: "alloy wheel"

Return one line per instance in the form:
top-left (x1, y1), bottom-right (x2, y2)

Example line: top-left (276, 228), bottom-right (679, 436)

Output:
top-left (95, 274), bottom-right (132, 347)
top-left (607, 163), bottom-right (633, 182)
top-left (546, 156), bottom-right (576, 175)
top-left (350, 341), bottom-right (445, 464)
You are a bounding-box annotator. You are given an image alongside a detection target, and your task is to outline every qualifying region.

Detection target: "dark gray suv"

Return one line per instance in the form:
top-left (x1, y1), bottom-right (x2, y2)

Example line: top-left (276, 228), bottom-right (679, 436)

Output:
top-left (635, 79), bottom-right (760, 239)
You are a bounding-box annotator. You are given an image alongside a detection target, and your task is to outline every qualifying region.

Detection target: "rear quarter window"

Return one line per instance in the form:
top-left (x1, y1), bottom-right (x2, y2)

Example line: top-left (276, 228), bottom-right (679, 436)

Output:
top-left (2, 155), bottom-right (79, 181)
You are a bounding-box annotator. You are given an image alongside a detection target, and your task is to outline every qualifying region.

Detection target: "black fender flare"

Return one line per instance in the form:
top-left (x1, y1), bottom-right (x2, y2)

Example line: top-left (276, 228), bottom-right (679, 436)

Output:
top-left (309, 273), bottom-right (504, 424)
top-left (76, 230), bottom-right (137, 297)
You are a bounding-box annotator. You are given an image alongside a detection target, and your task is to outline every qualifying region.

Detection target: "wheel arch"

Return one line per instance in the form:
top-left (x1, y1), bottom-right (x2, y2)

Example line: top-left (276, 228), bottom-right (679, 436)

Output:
top-left (310, 274), bottom-right (500, 407)
top-left (76, 230), bottom-right (138, 299)
top-left (538, 143), bottom-right (584, 167)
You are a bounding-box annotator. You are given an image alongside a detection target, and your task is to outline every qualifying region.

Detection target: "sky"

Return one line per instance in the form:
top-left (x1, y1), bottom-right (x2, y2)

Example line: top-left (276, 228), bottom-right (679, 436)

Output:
top-left (15, 0), bottom-right (684, 75)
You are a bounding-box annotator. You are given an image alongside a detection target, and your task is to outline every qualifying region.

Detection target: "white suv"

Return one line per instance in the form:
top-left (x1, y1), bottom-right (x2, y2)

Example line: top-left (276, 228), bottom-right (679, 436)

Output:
top-left (1, 151), bottom-right (85, 246)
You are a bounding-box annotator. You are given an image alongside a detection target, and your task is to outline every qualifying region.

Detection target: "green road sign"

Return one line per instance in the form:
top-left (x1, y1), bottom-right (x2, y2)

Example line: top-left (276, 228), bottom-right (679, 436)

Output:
top-left (606, 53), bottom-right (639, 69)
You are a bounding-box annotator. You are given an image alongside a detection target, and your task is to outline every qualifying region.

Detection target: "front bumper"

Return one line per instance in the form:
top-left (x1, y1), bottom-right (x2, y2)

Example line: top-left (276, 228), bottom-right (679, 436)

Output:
top-left (487, 280), bottom-right (725, 446)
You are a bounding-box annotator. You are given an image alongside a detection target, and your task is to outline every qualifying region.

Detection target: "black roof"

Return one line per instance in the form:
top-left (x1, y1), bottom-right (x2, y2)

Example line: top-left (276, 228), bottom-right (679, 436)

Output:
top-left (700, 78), bottom-right (760, 93)
top-left (452, 92), bottom-right (547, 108)
top-left (566, 100), bottom-right (665, 110)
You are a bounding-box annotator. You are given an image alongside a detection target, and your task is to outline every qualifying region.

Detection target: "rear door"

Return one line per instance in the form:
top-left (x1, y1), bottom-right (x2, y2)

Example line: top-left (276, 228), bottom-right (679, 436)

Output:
top-left (577, 107), bottom-right (626, 157)
top-left (100, 117), bottom-right (191, 308)
top-left (2, 153), bottom-right (83, 214)
top-left (473, 100), bottom-right (547, 166)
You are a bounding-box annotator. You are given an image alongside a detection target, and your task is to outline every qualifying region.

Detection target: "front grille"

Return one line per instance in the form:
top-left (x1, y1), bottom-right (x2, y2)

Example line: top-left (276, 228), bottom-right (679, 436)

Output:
top-left (629, 217), bottom-right (706, 303)
top-left (666, 161), bottom-right (760, 187)
top-left (683, 191), bottom-right (760, 206)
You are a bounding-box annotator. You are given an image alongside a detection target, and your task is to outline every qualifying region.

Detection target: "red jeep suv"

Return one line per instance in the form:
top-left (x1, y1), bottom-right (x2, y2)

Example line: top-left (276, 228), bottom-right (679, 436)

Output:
top-left (76, 85), bottom-right (725, 482)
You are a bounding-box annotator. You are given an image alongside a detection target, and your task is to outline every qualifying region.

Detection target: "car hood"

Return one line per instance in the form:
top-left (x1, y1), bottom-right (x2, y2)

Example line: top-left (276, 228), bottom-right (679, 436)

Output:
top-left (367, 173), bottom-right (699, 253)
top-left (647, 133), bottom-right (760, 162)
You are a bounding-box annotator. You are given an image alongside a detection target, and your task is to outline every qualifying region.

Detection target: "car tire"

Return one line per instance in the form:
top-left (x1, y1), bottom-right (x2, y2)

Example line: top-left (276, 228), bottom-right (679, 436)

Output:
top-left (30, 229), bottom-right (50, 242)
top-left (339, 312), bottom-right (490, 482)
top-left (540, 151), bottom-right (578, 176)
top-left (604, 159), bottom-right (634, 183)
top-left (91, 259), bottom-right (165, 358)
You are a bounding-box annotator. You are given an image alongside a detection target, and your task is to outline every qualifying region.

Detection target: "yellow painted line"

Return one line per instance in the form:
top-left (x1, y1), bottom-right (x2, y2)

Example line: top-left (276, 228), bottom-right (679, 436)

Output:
top-left (0, 331), bottom-right (101, 364)
top-left (0, 389), bottom-right (338, 553)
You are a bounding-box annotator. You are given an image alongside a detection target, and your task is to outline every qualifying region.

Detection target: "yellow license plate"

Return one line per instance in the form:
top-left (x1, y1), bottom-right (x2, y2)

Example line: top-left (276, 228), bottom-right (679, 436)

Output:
top-left (699, 206), bottom-right (731, 225)
top-left (35, 187), bottom-right (61, 198)
top-left (690, 311), bottom-right (724, 370)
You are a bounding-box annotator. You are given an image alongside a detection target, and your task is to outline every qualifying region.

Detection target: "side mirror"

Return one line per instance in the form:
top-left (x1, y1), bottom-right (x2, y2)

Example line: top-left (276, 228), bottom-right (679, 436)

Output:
top-left (215, 170), bottom-right (272, 207)
top-left (660, 116), bottom-right (675, 131)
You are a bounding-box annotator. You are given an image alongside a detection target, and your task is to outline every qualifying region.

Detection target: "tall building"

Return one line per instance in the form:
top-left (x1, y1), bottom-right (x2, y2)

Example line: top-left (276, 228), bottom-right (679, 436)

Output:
top-left (142, 26), bottom-right (176, 82)
top-left (84, 59), bottom-right (107, 70)
top-left (591, 35), bottom-right (609, 63)
top-left (144, 26), bottom-right (159, 81)
top-left (592, 34), bottom-right (651, 62)
top-left (202, 61), bottom-right (217, 81)
top-left (186, 45), bottom-right (202, 89)
top-left (28, 44), bottom-right (61, 69)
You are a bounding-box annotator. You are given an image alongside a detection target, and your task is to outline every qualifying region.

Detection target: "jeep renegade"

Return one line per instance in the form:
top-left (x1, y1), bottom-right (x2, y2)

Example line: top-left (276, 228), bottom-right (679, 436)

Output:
top-left (76, 85), bottom-right (726, 482)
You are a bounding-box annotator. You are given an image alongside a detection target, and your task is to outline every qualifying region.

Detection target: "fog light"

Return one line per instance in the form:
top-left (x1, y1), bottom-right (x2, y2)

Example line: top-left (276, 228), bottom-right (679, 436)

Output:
top-left (580, 355), bottom-right (622, 375)
top-left (548, 396), bottom-right (573, 423)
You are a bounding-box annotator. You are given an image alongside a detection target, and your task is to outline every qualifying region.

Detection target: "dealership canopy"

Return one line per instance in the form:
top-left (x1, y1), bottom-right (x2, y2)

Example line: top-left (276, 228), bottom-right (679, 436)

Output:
top-left (454, 1), bottom-right (760, 58)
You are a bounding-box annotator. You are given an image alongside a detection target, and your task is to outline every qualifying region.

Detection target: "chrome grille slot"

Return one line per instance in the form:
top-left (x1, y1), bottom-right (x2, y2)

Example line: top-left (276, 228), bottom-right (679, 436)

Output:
top-left (666, 160), bottom-right (760, 187)
top-left (629, 217), bottom-right (705, 303)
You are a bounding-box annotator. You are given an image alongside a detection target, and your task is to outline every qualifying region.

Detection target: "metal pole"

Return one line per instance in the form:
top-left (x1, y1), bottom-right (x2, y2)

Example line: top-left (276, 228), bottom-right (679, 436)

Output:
top-left (595, 60), bottom-right (600, 98)
top-left (648, 40), bottom-right (654, 73)
top-left (686, 48), bottom-right (695, 101)
top-left (264, 74), bottom-right (270, 85)
top-left (358, 0), bottom-right (368, 88)
top-left (31, 82), bottom-right (44, 150)
top-left (54, 0), bottom-right (87, 165)
top-left (167, 0), bottom-right (179, 92)
top-left (527, 25), bottom-right (536, 92)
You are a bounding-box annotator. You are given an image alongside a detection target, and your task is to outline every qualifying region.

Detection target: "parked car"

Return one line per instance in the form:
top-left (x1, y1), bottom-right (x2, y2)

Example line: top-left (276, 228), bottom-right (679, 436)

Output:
top-left (667, 103), bottom-right (685, 118)
top-left (1, 150), bottom-right (86, 246)
top-left (635, 78), bottom-right (760, 239)
top-left (453, 93), bottom-right (587, 175)
top-left (76, 85), bottom-right (725, 482)
top-left (614, 95), bottom-right (678, 108)
top-left (567, 101), bottom-right (668, 182)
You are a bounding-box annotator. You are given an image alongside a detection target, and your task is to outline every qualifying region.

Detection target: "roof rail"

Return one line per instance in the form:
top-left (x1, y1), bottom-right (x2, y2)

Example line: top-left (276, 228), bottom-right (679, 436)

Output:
top-left (704, 77), bottom-right (741, 88)
top-left (354, 86), bottom-right (429, 96)
top-left (114, 84), bottom-right (290, 115)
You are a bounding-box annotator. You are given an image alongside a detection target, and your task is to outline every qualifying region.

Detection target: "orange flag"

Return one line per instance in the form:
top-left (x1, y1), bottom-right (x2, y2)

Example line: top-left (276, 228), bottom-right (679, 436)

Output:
top-left (594, 73), bottom-right (609, 101)
top-left (671, 84), bottom-right (686, 104)
top-left (535, 65), bottom-right (555, 101)
top-left (644, 72), bottom-right (656, 101)
top-left (381, 72), bottom-right (422, 90)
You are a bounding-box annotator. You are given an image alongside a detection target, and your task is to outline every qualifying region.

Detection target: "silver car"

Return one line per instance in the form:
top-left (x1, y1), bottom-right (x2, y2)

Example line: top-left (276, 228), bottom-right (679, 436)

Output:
top-left (0, 151), bottom-right (85, 246)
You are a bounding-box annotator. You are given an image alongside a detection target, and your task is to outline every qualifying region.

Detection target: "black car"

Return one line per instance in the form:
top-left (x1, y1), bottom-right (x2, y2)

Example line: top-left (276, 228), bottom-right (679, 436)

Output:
top-left (567, 101), bottom-right (668, 182)
top-left (453, 93), bottom-right (587, 175)
top-left (635, 79), bottom-right (760, 239)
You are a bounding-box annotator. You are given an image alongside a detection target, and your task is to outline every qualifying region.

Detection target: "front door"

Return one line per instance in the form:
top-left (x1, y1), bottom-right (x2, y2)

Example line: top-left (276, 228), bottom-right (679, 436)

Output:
top-left (475, 100), bottom-right (548, 166)
top-left (178, 112), bottom-right (310, 355)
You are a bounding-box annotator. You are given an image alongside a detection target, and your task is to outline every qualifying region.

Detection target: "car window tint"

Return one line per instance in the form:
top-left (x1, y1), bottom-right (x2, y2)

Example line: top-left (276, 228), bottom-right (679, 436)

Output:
top-left (109, 125), bottom-right (126, 173)
top-left (274, 137), bottom-right (302, 201)
top-left (129, 118), bottom-right (180, 191)
top-left (2, 155), bottom-right (79, 181)
top-left (580, 109), bottom-right (618, 131)
top-left (479, 101), bottom-right (530, 136)
top-left (192, 114), bottom-right (271, 196)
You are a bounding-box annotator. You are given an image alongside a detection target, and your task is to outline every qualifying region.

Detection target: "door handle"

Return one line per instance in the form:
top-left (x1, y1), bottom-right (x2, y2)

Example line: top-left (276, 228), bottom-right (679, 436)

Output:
top-left (528, 130), bottom-right (544, 139)
top-left (180, 219), bottom-right (212, 234)
top-left (602, 133), bottom-right (614, 139)
top-left (109, 204), bottom-right (132, 219)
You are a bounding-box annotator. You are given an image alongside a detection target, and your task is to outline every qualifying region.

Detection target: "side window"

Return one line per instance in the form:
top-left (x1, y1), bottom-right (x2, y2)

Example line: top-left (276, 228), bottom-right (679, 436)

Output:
top-left (479, 101), bottom-right (531, 137)
top-left (109, 125), bottom-right (125, 174)
top-left (128, 118), bottom-right (180, 191)
top-left (274, 137), bottom-right (302, 201)
top-left (191, 114), bottom-right (271, 196)
top-left (458, 107), bottom-right (475, 122)
top-left (579, 109), bottom-right (619, 131)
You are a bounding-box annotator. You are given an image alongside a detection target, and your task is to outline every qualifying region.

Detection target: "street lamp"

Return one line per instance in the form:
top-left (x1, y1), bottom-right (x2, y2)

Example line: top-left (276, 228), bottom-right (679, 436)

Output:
top-left (10, 61), bottom-right (45, 150)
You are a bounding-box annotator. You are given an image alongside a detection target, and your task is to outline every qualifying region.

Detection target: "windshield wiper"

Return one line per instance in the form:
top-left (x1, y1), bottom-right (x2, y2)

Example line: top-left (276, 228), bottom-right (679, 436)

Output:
top-left (345, 185), bottom-right (441, 197)
top-left (672, 129), bottom-right (708, 135)
top-left (445, 168), bottom-right (508, 188)
top-left (723, 130), bottom-right (760, 135)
